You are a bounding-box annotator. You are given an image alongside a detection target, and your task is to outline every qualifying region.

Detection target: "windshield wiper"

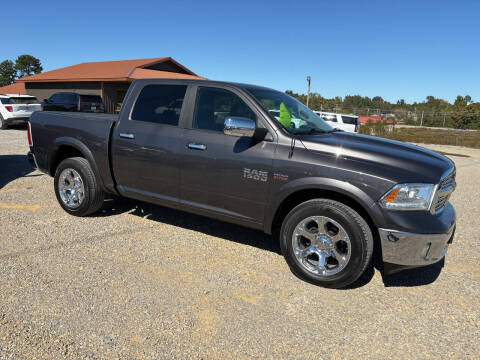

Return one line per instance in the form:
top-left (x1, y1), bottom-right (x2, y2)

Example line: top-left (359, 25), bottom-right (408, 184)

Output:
top-left (292, 128), bottom-right (329, 135)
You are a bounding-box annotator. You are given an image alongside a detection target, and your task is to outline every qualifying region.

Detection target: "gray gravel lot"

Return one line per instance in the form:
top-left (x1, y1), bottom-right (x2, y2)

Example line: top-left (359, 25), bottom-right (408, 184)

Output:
top-left (0, 127), bottom-right (479, 359)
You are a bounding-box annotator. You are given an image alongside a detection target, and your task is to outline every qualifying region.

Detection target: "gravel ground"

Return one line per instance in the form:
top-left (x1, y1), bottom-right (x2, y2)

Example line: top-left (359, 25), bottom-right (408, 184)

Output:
top-left (0, 127), bottom-right (479, 359)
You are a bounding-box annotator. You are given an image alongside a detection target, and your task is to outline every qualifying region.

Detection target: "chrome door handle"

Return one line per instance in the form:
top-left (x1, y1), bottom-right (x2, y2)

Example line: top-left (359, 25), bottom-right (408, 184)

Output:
top-left (187, 143), bottom-right (207, 151)
top-left (119, 133), bottom-right (135, 139)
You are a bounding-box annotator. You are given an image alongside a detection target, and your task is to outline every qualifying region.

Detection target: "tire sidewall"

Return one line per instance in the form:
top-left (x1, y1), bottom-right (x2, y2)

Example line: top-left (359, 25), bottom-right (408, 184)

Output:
top-left (281, 200), bottom-right (369, 287)
top-left (54, 158), bottom-right (94, 215)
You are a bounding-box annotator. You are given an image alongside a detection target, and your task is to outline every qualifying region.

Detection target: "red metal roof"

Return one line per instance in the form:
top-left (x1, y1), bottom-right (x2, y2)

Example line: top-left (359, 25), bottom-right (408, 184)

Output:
top-left (15, 57), bottom-right (203, 83)
top-left (358, 115), bottom-right (394, 124)
top-left (0, 82), bottom-right (26, 94)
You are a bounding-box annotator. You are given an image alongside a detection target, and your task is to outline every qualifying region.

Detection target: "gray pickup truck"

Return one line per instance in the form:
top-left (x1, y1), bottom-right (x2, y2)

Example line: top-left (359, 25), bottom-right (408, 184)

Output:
top-left (27, 79), bottom-right (456, 288)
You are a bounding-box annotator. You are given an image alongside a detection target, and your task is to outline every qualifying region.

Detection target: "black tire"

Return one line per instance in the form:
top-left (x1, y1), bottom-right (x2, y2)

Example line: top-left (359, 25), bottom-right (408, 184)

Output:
top-left (54, 157), bottom-right (104, 216)
top-left (280, 199), bottom-right (373, 288)
top-left (0, 115), bottom-right (8, 130)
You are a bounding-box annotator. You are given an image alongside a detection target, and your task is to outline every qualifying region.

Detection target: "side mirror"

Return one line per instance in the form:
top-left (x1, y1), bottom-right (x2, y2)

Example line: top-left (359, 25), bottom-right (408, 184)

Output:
top-left (43, 99), bottom-right (48, 103)
top-left (223, 116), bottom-right (255, 137)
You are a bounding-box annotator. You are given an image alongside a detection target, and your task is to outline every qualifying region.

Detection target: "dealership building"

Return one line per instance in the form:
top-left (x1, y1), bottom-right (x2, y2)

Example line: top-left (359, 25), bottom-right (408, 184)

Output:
top-left (0, 57), bottom-right (204, 113)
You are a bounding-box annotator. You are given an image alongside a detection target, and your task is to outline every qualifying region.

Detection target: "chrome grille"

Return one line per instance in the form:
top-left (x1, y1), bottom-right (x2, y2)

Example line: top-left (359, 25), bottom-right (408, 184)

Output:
top-left (433, 170), bottom-right (456, 213)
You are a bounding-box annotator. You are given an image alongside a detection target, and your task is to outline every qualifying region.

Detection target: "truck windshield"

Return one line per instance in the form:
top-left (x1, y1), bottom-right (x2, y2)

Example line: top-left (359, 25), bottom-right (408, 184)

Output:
top-left (243, 87), bottom-right (333, 134)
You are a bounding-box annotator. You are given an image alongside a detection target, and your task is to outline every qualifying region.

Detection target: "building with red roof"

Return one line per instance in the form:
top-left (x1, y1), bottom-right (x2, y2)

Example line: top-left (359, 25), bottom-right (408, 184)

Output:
top-left (0, 57), bottom-right (204, 113)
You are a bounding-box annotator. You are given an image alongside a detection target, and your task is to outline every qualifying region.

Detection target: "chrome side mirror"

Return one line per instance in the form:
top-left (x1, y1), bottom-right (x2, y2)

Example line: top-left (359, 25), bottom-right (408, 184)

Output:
top-left (223, 116), bottom-right (256, 137)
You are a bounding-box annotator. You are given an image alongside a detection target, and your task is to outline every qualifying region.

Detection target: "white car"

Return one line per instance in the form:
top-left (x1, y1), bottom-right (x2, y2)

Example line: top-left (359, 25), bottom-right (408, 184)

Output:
top-left (0, 94), bottom-right (42, 129)
top-left (314, 111), bottom-right (359, 133)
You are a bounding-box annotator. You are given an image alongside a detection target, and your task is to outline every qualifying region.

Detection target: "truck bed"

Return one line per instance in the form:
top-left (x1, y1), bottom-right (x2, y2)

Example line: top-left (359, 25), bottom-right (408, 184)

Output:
top-left (29, 111), bottom-right (118, 191)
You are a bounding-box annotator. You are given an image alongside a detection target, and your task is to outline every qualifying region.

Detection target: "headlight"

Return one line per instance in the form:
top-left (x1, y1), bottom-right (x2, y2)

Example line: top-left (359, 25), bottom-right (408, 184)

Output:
top-left (379, 183), bottom-right (435, 211)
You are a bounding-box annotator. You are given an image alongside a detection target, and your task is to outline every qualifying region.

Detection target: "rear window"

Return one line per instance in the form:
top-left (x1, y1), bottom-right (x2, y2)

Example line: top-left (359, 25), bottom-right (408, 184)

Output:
top-left (321, 114), bottom-right (337, 122)
top-left (79, 95), bottom-right (102, 104)
top-left (1, 97), bottom-right (38, 104)
top-left (131, 84), bottom-right (187, 126)
top-left (341, 116), bottom-right (358, 125)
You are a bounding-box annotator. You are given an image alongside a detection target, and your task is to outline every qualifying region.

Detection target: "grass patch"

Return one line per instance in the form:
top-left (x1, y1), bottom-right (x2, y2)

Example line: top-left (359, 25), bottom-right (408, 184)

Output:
top-left (362, 125), bottom-right (480, 149)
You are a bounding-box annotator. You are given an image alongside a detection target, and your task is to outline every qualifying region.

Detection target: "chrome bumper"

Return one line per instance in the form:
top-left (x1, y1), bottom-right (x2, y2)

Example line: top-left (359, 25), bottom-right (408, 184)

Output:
top-left (379, 227), bottom-right (454, 266)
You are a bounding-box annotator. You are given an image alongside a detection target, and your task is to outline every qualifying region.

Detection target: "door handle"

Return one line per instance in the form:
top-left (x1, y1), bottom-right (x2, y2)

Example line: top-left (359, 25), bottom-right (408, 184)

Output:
top-left (187, 143), bottom-right (207, 151)
top-left (120, 133), bottom-right (135, 139)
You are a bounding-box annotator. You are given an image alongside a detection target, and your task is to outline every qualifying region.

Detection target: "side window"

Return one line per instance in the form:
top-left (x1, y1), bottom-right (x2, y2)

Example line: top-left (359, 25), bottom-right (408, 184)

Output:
top-left (193, 87), bottom-right (256, 132)
top-left (341, 116), bottom-right (358, 125)
top-left (321, 113), bottom-right (337, 122)
top-left (131, 84), bottom-right (187, 126)
top-left (65, 93), bottom-right (78, 104)
top-left (49, 94), bottom-right (61, 103)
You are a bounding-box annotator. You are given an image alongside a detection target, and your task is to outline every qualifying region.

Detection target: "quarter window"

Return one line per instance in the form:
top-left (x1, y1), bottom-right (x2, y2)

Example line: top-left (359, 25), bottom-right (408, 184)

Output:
top-left (193, 87), bottom-right (256, 132)
top-left (131, 84), bottom-right (187, 126)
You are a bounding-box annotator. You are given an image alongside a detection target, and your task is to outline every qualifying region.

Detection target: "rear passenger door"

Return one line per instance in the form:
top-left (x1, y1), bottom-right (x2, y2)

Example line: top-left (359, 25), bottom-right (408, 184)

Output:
top-left (111, 83), bottom-right (188, 207)
top-left (180, 85), bottom-right (276, 226)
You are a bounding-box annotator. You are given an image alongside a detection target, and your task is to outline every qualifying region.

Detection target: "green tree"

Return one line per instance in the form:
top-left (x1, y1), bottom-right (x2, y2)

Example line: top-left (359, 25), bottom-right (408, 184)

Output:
top-left (14, 54), bottom-right (43, 78)
top-left (0, 60), bottom-right (16, 86)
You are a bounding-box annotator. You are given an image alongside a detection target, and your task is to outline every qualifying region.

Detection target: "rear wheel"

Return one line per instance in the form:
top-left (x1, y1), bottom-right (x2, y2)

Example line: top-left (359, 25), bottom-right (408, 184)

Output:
top-left (0, 115), bottom-right (8, 130)
top-left (280, 199), bottom-right (373, 288)
top-left (54, 157), bottom-right (104, 216)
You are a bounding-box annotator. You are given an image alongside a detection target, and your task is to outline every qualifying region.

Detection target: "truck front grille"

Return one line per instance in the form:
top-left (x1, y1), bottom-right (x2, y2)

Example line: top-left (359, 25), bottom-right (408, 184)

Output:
top-left (433, 170), bottom-right (456, 213)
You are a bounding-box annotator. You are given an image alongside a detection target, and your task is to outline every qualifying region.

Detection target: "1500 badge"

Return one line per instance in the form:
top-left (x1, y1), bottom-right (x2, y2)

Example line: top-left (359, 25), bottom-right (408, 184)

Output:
top-left (243, 168), bottom-right (268, 182)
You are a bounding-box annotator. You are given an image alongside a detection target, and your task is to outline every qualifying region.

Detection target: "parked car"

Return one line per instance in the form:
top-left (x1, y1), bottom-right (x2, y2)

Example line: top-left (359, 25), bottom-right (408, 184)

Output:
top-left (27, 79), bottom-right (456, 288)
top-left (42, 92), bottom-right (104, 113)
top-left (0, 94), bottom-right (41, 129)
top-left (314, 111), bottom-right (359, 133)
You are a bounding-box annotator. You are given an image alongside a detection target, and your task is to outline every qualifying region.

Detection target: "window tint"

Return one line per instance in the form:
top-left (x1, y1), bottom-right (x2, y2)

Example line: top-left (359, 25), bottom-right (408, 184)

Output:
top-left (0, 98), bottom-right (10, 104)
top-left (341, 116), bottom-right (358, 125)
top-left (6, 97), bottom-right (38, 104)
top-left (321, 113), bottom-right (337, 122)
top-left (64, 93), bottom-right (78, 104)
top-left (193, 87), bottom-right (256, 132)
top-left (49, 94), bottom-right (61, 103)
top-left (131, 84), bottom-right (187, 126)
top-left (79, 95), bottom-right (102, 104)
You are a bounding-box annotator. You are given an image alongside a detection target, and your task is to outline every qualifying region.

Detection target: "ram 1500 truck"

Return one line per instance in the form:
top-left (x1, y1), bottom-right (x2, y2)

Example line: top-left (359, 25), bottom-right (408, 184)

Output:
top-left (27, 79), bottom-right (456, 288)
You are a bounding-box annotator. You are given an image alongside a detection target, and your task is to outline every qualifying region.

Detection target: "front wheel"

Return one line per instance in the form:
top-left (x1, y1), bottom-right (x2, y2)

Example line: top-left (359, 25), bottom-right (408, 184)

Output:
top-left (54, 157), bottom-right (104, 216)
top-left (280, 199), bottom-right (373, 288)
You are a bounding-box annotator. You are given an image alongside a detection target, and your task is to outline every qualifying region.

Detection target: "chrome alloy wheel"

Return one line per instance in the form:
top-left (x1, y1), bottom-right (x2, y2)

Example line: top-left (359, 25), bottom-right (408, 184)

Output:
top-left (292, 216), bottom-right (351, 276)
top-left (58, 168), bottom-right (85, 209)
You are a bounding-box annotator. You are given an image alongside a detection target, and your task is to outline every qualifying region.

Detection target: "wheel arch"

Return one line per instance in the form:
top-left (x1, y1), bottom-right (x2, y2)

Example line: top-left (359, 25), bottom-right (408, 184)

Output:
top-left (266, 179), bottom-right (383, 236)
top-left (47, 137), bottom-right (105, 190)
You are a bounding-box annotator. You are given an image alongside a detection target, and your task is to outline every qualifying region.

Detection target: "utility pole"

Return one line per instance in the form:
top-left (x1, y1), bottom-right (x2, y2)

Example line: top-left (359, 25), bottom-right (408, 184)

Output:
top-left (420, 110), bottom-right (424, 126)
top-left (306, 76), bottom-right (311, 108)
top-left (443, 112), bottom-right (447, 127)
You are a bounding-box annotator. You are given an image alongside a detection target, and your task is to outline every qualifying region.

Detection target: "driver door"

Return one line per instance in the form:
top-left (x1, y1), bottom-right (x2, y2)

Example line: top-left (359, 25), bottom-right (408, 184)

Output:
top-left (180, 85), bottom-right (276, 227)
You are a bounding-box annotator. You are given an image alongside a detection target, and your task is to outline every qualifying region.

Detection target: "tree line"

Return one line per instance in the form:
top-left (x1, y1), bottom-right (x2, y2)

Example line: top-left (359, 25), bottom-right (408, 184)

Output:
top-left (0, 55), bottom-right (43, 86)
top-left (286, 90), bottom-right (480, 129)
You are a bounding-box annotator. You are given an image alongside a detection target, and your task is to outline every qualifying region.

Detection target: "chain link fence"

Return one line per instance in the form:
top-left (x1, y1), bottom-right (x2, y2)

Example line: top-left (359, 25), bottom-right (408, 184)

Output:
top-left (311, 105), bottom-right (480, 129)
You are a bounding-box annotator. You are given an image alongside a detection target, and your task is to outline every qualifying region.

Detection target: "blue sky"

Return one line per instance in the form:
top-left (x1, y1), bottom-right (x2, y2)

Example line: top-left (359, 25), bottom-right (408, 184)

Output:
top-left (2, 0), bottom-right (479, 103)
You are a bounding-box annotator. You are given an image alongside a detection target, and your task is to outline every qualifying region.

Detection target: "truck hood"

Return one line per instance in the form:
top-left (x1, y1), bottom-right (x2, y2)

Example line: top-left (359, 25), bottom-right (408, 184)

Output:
top-left (298, 132), bottom-right (454, 184)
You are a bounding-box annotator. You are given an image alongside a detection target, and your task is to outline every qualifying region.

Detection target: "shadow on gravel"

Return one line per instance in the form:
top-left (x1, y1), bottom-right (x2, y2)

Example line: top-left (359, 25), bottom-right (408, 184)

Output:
top-left (5, 123), bottom-right (28, 131)
top-left (96, 196), bottom-right (282, 255)
top-left (95, 196), bottom-right (445, 289)
top-left (380, 258), bottom-right (444, 287)
top-left (0, 154), bottom-right (38, 189)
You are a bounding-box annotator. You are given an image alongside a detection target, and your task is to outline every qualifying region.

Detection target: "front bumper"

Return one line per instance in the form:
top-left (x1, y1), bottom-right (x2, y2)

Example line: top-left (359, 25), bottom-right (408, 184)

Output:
top-left (4, 116), bottom-right (29, 124)
top-left (379, 225), bottom-right (455, 266)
